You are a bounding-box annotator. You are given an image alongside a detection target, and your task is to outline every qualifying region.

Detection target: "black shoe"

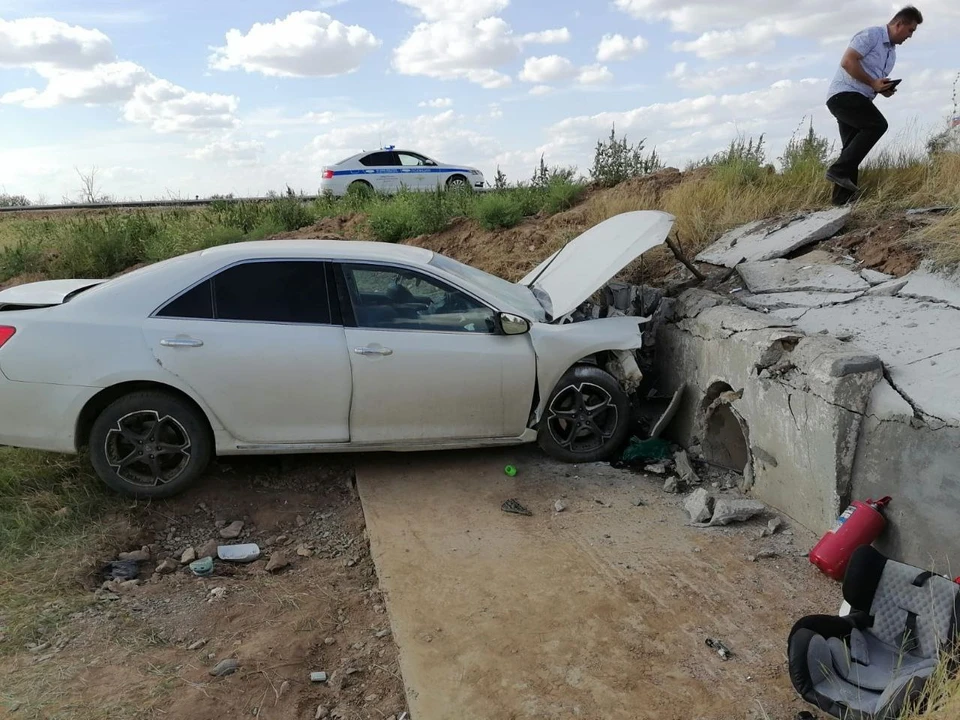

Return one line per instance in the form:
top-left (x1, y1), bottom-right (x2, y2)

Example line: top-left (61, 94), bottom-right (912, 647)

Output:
top-left (825, 170), bottom-right (859, 193)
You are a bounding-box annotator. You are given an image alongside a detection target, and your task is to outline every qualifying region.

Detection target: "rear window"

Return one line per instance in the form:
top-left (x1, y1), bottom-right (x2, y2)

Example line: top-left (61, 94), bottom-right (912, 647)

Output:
top-left (157, 281), bottom-right (213, 319)
top-left (359, 152), bottom-right (396, 167)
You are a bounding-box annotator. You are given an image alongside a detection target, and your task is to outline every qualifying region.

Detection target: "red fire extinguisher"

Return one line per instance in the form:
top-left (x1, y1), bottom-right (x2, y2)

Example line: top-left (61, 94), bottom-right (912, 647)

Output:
top-left (809, 497), bottom-right (892, 581)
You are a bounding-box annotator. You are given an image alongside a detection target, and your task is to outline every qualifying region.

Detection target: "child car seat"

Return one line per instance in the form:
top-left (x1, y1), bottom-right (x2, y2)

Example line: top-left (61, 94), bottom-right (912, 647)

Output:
top-left (788, 545), bottom-right (959, 719)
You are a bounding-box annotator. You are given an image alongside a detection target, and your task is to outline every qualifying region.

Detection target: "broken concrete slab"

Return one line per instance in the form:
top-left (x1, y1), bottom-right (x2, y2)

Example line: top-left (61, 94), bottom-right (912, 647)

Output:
top-left (898, 263), bottom-right (960, 310)
top-left (740, 291), bottom-right (863, 312)
top-left (708, 499), bottom-right (766, 526)
top-left (695, 208), bottom-right (851, 269)
top-left (864, 277), bottom-right (909, 297)
top-left (684, 488), bottom-right (713, 523)
top-left (656, 289), bottom-right (884, 533)
top-left (861, 269), bottom-right (894, 285)
top-left (737, 260), bottom-right (869, 295)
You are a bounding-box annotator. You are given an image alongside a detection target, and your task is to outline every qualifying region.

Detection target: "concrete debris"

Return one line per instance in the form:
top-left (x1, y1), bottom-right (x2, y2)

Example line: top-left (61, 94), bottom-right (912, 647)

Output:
top-left (861, 269), bottom-right (894, 285)
top-left (208, 587), bottom-right (227, 601)
top-left (196, 539), bottom-right (219, 560)
top-left (296, 544), bottom-right (314, 558)
top-left (180, 547), bottom-right (197, 565)
top-left (218, 543), bottom-right (261, 563)
top-left (764, 517), bottom-right (784, 537)
top-left (118, 548), bottom-right (151, 563)
top-left (375, 628), bottom-right (392, 639)
top-left (684, 488), bottom-right (714, 524)
top-left (310, 671), bottom-right (329, 683)
top-left (316, 707), bottom-right (329, 720)
top-left (674, 450), bottom-right (701, 486)
top-left (210, 658), bottom-right (239, 677)
top-left (708, 499), bottom-right (767, 526)
top-left (737, 259), bottom-right (869, 295)
top-left (740, 291), bottom-right (863, 312)
top-left (864, 277), bottom-right (909, 297)
top-left (554, 500), bottom-right (567, 513)
top-left (219, 521), bottom-right (244, 539)
top-left (266, 552), bottom-right (290, 573)
top-left (748, 550), bottom-right (780, 562)
top-left (695, 208), bottom-right (851, 269)
top-left (663, 476), bottom-right (681, 494)
top-left (644, 462), bottom-right (668, 475)
top-left (898, 264), bottom-right (960, 309)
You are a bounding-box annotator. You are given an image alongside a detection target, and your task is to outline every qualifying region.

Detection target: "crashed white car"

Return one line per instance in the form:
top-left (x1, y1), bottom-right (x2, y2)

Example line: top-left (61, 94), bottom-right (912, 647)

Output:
top-left (319, 146), bottom-right (486, 196)
top-left (0, 211), bottom-right (674, 498)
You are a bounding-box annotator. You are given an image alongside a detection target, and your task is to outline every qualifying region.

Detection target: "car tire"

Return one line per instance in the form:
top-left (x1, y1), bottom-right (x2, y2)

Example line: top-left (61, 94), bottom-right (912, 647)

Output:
top-left (537, 365), bottom-right (632, 464)
top-left (89, 391), bottom-right (213, 499)
top-left (348, 180), bottom-right (373, 196)
top-left (446, 175), bottom-right (471, 192)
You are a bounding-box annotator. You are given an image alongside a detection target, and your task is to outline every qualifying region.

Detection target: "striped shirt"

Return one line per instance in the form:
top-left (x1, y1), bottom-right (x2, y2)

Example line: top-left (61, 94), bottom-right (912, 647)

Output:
top-left (827, 26), bottom-right (896, 101)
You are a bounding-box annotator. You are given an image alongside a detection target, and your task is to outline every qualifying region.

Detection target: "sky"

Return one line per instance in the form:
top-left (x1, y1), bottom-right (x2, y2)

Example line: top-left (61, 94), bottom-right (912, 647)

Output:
top-left (0, 0), bottom-right (958, 202)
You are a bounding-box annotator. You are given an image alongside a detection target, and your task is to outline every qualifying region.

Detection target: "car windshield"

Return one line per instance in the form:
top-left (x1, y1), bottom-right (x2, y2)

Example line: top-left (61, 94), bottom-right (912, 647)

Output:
top-left (428, 254), bottom-right (546, 322)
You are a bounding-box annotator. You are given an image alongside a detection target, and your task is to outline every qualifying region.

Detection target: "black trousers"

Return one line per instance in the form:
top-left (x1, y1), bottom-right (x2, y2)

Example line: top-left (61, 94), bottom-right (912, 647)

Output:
top-left (826, 92), bottom-right (889, 205)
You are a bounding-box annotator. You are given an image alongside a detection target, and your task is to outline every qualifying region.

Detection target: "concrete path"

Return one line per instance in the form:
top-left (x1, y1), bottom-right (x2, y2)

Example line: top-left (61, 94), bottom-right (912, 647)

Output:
top-left (356, 448), bottom-right (839, 720)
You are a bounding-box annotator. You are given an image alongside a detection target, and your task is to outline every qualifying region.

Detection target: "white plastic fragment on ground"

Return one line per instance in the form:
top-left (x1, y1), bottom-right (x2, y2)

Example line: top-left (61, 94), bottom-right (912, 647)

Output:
top-left (218, 543), bottom-right (261, 562)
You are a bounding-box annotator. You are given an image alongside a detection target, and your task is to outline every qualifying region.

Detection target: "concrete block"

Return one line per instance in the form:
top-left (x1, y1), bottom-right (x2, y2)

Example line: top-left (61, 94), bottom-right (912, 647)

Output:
top-left (740, 291), bottom-right (863, 312)
top-left (737, 260), bottom-right (869, 295)
top-left (684, 488), bottom-right (713, 523)
top-left (898, 263), bottom-right (960, 310)
top-left (709, 498), bottom-right (766, 526)
top-left (695, 208), bottom-right (851, 268)
top-left (861, 269), bottom-right (894, 285)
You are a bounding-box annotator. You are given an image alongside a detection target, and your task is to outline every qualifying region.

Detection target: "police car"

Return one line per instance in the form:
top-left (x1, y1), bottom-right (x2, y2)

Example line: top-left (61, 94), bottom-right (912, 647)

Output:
top-left (320, 146), bottom-right (486, 196)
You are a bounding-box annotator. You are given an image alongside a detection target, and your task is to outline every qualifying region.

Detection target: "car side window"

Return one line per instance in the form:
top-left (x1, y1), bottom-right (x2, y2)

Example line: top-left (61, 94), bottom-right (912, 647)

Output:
top-left (359, 152), bottom-right (396, 167)
top-left (342, 264), bottom-right (496, 333)
top-left (156, 280), bottom-right (214, 319)
top-left (157, 261), bottom-right (331, 324)
top-left (214, 261), bottom-right (331, 324)
top-left (397, 153), bottom-right (425, 167)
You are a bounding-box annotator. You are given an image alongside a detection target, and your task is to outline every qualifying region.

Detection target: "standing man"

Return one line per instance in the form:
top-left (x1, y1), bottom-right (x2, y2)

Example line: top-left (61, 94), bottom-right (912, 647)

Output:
top-left (824, 6), bottom-right (923, 205)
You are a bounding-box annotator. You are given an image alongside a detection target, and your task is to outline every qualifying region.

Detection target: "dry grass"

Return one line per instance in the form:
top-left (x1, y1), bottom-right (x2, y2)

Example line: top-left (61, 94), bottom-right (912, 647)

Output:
top-left (900, 653), bottom-right (960, 719)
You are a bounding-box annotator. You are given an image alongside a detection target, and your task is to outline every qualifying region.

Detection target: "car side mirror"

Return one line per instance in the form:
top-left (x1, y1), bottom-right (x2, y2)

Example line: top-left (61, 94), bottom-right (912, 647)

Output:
top-left (499, 313), bottom-right (530, 335)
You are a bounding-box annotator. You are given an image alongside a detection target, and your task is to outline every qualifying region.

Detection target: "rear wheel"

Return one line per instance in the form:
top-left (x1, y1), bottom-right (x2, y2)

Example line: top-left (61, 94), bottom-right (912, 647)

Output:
top-left (446, 174), bottom-right (471, 192)
top-left (89, 391), bottom-right (213, 499)
top-left (347, 180), bottom-right (374, 198)
top-left (537, 366), bottom-right (632, 463)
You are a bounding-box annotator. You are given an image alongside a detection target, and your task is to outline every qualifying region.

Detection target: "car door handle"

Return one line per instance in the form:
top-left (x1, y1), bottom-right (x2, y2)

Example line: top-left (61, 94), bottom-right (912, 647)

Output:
top-left (160, 337), bottom-right (204, 348)
top-left (354, 346), bottom-right (393, 356)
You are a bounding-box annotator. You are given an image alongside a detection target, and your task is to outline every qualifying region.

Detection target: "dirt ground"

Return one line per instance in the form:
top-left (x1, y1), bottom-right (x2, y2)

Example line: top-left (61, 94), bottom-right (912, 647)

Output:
top-left (0, 456), bottom-right (407, 720)
top-left (357, 447), bottom-right (842, 720)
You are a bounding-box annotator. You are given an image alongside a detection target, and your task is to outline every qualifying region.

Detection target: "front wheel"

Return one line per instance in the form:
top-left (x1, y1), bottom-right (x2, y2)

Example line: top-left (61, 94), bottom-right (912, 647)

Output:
top-left (446, 174), bottom-right (471, 192)
top-left (89, 391), bottom-right (213, 499)
top-left (537, 366), bottom-right (632, 463)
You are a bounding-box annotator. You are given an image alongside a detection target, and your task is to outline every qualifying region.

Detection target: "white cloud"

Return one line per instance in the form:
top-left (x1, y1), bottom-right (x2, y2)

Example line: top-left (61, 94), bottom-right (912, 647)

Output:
top-left (519, 55), bottom-right (576, 83)
top-left (123, 79), bottom-right (239, 134)
top-left (189, 138), bottom-right (266, 166)
top-left (0, 17), bottom-right (113, 69)
top-left (395, 0), bottom-right (509, 22)
top-left (392, 1), bottom-right (569, 87)
top-left (578, 64), bottom-right (614, 85)
top-left (596, 34), bottom-right (648, 62)
top-left (521, 28), bottom-right (571, 45)
top-left (668, 55), bottom-right (823, 91)
top-left (1, 61), bottom-right (150, 108)
top-left (672, 24), bottom-right (777, 59)
top-left (529, 85), bottom-right (554, 96)
top-left (209, 11), bottom-right (381, 77)
top-left (419, 97), bottom-right (454, 108)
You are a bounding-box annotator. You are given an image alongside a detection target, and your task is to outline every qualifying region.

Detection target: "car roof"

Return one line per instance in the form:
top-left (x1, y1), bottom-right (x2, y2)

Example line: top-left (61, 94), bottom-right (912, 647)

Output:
top-left (198, 239), bottom-right (435, 264)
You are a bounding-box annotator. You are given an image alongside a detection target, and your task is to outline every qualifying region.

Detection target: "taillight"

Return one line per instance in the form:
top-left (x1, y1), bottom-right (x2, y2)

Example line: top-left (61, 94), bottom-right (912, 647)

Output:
top-left (322, 169), bottom-right (334, 180)
top-left (0, 326), bottom-right (15, 349)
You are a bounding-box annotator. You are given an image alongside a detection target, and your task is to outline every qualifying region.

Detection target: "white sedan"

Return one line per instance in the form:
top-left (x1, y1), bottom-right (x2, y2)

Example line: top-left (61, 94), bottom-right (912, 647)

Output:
top-left (0, 211), bottom-right (674, 498)
top-left (320, 146), bottom-right (486, 196)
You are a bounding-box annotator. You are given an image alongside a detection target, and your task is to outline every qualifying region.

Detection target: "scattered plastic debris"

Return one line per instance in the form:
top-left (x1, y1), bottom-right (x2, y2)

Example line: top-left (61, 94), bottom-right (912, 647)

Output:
top-left (190, 557), bottom-right (214, 577)
top-left (310, 671), bottom-right (329, 683)
top-left (504, 465), bottom-right (518, 477)
top-left (622, 437), bottom-right (672, 463)
top-left (210, 658), bottom-right (239, 677)
top-left (218, 543), bottom-right (261, 563)
top-left (501, 499), bottom-right (532, 516)
top-left (705, 637), bottom-right (733, 660)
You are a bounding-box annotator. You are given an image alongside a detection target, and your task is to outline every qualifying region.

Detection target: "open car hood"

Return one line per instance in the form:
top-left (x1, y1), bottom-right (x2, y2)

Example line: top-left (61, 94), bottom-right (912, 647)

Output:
top-left (520, 210), bottom-right (676, 319)
top-left (0, 278), bottom-right (106, 310)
